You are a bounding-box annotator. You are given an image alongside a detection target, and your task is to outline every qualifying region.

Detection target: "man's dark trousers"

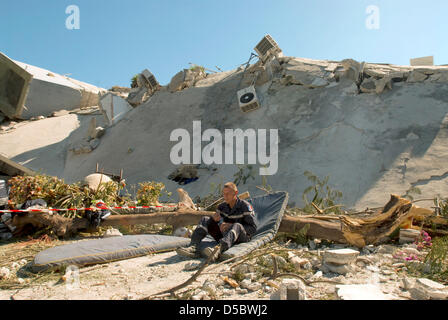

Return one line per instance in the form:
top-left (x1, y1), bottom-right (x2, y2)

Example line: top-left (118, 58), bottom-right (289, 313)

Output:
top-left (190, 216), bottom-right (251, 250)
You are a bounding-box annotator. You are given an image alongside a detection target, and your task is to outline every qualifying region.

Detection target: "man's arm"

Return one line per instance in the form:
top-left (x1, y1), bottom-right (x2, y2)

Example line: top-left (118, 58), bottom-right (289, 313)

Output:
top-left (241, 201), bottom-right (257, 235)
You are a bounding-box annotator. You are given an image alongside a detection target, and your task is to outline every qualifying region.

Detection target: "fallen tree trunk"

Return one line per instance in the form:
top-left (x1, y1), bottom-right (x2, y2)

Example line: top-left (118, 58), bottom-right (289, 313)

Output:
top-left (340, 194), bottom-right (434, 247)
top-left (10, 194), bottom-right (436, 247)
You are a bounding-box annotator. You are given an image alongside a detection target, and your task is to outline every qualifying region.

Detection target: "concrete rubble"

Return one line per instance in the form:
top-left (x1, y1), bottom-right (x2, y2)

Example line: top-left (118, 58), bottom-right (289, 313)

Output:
top-left (99, 92), bottom-right (133, 126)
top-left (168, 66), bottom-right (207, 93)
top-left (2, 52), bottom-right (448, 211)
top-left (103, 228), bottom-right (123, 238)
top-left (335, 284), bottom-right (394, 300)
top-left (399, 229), bottom-right (421, 244)
top-left (126, 69), bottom-right (159, 107)
top-left (0, 51), bottom-right (106, 120)
top-left (270, 278), bottom-right (307, 300)
top-left (406, 278), bottom-right (448, 300)
top-left (321, 248), bottom-right (359, 275)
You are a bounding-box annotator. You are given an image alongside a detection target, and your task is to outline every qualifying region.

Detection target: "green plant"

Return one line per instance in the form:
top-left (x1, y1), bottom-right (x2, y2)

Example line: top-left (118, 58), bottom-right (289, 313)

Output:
top-left (8, 174), bottom-right (127, 218)
top-left (136, 181), bottom-right (171, 206)
top-left (435, 197), bottom-right (448, 217)
top-left (301, 171), bottom-right (343, 214)
top-left (131, 74), bottom-right (138, 88)
top-left (402, 186), bottom-right (422, 201)
top-left (424, 236), bottom-right (448, 274)
top-left (232, 270), bottom-right (245, 282)
top-left (275, 224), bottom-right (310, 246)
top-left (258, 168), bottom-right (273, 193)
top-left (233, 165), bottom-right (255, 186)
top-left (189, 65), bottom-right (205, 73)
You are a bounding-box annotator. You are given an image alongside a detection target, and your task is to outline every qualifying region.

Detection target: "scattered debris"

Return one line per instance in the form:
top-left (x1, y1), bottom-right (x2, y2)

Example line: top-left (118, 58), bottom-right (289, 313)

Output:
top-left (0, 267), bottom-right (10, 280)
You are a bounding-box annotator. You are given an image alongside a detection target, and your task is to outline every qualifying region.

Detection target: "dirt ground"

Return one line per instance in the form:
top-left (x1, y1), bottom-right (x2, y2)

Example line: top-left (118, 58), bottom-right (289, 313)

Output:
top-left (0, 230), bottom-right (440, 301)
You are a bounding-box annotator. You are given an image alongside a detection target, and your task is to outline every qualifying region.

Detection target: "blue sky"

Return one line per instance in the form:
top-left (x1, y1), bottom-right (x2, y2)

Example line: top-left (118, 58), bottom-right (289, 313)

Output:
top-left (1, 0), bottom-right (447, 89)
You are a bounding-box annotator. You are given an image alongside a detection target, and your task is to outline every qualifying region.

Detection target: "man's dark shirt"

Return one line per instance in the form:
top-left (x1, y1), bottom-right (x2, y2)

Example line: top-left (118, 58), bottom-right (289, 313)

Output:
top-left (216, 197), bottom-right (257, 237)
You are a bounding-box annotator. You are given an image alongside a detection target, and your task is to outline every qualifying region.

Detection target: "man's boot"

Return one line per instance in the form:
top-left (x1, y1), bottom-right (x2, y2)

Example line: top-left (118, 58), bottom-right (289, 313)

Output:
top-left (202, 242), bottom-right (228, 262)
top-left (176, 244), bottom-right (201, 258)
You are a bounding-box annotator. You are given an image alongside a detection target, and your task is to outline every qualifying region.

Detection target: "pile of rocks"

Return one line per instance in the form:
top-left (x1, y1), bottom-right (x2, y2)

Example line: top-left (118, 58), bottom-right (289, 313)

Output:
top-left (277, 56), bottom-right (448, 96)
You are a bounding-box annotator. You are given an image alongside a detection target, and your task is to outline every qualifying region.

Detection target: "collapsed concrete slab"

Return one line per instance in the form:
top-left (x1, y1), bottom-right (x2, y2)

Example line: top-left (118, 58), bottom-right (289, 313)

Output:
top-left (410, 56), bottom-right (434, 66)
top-left (0, 52), bottom-right (33, 119)
top-left (0, 52), bottom-right (106, 119)
top-left (99, 92), bottom-right (133, 126)
top-left (0, 153), bottom-right (36, 177)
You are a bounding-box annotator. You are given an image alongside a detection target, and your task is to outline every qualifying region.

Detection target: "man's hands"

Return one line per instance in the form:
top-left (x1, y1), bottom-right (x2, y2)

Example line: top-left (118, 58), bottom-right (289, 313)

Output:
top-left (212, 211), bottom-right (221, 222)
top-left (213, 211), bottom-right (233, 233)
top-left (220, 222), bottom-right (232, 233)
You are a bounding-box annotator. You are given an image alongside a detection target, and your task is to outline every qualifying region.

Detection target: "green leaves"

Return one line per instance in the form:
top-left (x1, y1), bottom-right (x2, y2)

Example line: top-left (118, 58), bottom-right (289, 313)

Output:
top-left (301, 171), bottom-right (343, 214)
top-left (136, 181), bottom-right (170, 206)
top-left (233, 164), bottom-right (255, 186)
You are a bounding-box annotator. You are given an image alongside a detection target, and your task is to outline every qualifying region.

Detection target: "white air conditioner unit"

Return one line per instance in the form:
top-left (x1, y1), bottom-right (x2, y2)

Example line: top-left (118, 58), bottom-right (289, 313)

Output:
top-left (237, 85), bottom-right (260, 113)
top-left (141, 69), bottom-right (159, 89)
top-left (254, 35), bottom-right (282, 62)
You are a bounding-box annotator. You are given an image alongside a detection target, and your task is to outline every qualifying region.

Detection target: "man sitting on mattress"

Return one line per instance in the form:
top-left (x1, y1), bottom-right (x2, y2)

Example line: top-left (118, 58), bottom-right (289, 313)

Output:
top-left (176, 182), bottom-right (257, 261)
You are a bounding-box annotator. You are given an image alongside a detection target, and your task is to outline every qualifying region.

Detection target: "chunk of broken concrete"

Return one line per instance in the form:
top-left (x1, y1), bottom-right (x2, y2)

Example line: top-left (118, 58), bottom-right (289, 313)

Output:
top-left (100, 92), bottom-right (134, 125)
top-left (83, 173), bottom-right (112, 191)
top-left (323, 248), bottom-right (359, 265)
top-left (336, 284), bottom-right (394, 300)
top-left (126, 87), bottom-right (150, 107)
top-left (87, 117), bottom-right (97, 140)
top-left (94, 127), bottom-right (106, 139)
top-left (103, 228), bottom-right (123, 238)
top-left (428, 71), bottom-right (448, 83)
top-left (168, 68), bottom-right (206, 93)
top-left (360, 77), bottom-right (392, 94)
top-left (270, 278), bottom-right (306, 300)
top-left (322, 262), bottom-right (353, 275)
top-left (89, 138), bottom-right (100, 150)
top-left (282, 69), bottom-right (329, 88)
top-left (287, 252), bottom-right (310, 269)
top-left (0, 51), bottom-right (105, 119)
top-left (70, 140), bottom-right (93, 155)
top-left (413, 278), bottom-right (448, 300)
top-left (340, 59), bottom-right (363, 83)
top-left (407, 71), bottom-right (428, 82)
top-left (399, 229), bottom-right (420, 244)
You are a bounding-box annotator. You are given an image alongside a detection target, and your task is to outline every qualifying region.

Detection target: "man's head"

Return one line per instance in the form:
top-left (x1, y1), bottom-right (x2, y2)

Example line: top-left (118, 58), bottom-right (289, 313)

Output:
top-left (222, 182), bottom-right (238, 204)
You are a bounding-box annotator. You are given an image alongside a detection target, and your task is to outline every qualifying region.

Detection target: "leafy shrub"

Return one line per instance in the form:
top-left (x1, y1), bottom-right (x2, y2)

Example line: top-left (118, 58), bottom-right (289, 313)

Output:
top-left (301, 171), bottom-right (343, 214)
top-left (8, 175), bottom-right (125, 214)
top-left (136, 181), bottom-right (171, 206)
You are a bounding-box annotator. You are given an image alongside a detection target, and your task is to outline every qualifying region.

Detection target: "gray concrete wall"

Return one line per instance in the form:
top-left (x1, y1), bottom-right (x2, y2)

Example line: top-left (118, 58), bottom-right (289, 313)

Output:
top-left (22, 78), bottom-right (82, 118)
